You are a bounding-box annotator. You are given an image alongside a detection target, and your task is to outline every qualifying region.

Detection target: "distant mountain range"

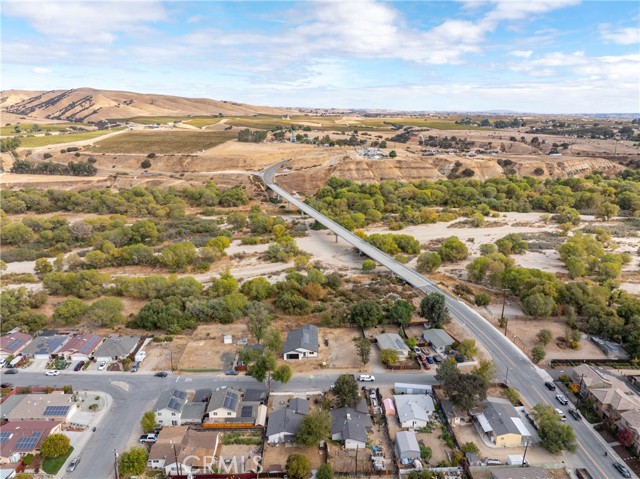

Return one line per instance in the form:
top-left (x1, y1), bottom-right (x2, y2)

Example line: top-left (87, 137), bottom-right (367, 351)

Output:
top-left (0, 88), bottom-right (290, 123)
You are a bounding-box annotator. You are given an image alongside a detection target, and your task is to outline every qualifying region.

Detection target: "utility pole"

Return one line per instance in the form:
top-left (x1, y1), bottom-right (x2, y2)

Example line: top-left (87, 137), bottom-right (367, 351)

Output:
top-left (355, 444), bottom-right (359, 476)
top-left (171, 440), bottom-right (182, 476)
top-left (576, 373), bottom-right (585, 407)
top-left (505, 366), bottom-right (509, 385)
top-left (522, 440), bottom-right (530, 467)
top-left (501, 288), bottom-right (509, 335)
top-left (113, 449), bottom-right (119, 479)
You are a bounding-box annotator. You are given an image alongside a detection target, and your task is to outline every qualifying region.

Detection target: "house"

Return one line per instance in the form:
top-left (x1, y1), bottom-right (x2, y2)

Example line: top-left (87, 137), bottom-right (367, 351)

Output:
top-left (375, 333), bottom-right (410, 360)
top-left (147, 426), bottom-right (219, 476)
top-left (0, 332), bottom-right (32, 359)
top-left (589, 387), bottom-right (640, 424)
top-left (394, 394), bottom-right (435, 428)
top-left (572, 364), bottom-right (611, 395)
top-left (395, 383), bottom-right (432, 395)
top-left (395, 430), bottom-right (420, 462)
top-left (56, 333), bottom-right (102, 361)
top-left (266, 398), bottom-right (309, 444)
top-left (282, 325), bottom-right (318, 360)
top-left (441, 400), bottom-right (468, 425)
top-left (473, 397), bottom-right (531, 447)
top-left (0, 420), bottom-right (62, 464)
top-left (93, 335), bottom-right (140, 362)
top-left (490, 467), bottom-right (551, 479)
top-left (154, 389), bottom-right (188, 426)
top-left (330, 399), bottom-right (372, 449)
top-left (20, 333), bottom-right (68, 360)
top-left (206, 388), bottom-right (242, 420)
top-left (4, 392), bottom-right (77, 423)
top-left (422, 329), bottom-right (454, 354)
top-left (617, 409), bottom-right (640, 454)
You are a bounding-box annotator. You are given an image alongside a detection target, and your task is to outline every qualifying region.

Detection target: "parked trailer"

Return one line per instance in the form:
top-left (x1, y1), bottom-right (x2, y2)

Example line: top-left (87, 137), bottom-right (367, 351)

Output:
top-left (575, 468), bottom-right (594, 479)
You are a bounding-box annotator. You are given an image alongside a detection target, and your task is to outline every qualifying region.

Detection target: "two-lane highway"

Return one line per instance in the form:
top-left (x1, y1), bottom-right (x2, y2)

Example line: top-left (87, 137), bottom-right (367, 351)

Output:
top-left (260, 160), bottom-right (631, 479)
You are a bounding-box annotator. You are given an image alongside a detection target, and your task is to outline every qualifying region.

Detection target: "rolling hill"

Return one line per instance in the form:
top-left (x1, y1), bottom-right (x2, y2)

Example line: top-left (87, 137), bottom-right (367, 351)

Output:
top-left (0, 88), bottom-right (291, 123)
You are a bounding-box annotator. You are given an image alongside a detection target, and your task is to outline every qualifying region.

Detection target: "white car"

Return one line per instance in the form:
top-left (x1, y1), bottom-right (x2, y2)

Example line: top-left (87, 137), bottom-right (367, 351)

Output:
top-left (98, 361), bottom-right (107, 371)
top-left (556, 394), bottom-right (569, 405)
top-left (555, 408), bottom-right (567, 421)
top-left (357, 374), bottom-right (375, 382)
top-left (45, 370), bottom-right (60, 376)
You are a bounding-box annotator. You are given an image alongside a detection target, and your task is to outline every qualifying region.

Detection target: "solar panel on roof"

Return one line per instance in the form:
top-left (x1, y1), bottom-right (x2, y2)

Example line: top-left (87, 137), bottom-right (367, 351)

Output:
top-left (43, 405), bottom-right (71, 416)
top-left (241, 406), bottom-right (253, 418)
top-left (15, 432), bottom-right (41, 450)
top-left (223, 391), bottom-right (238, 410)
top-left (167, 398), bottom-right (183, 411)
top-left (174, 390), bottom-right (187, 400)
top-left (0, 432), bottom-right (12, 445)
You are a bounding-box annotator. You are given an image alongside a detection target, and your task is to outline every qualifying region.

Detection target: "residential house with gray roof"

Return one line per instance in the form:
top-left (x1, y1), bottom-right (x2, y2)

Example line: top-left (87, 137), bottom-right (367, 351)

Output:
top-left (422, 329), bottom-right (454, 353)
top-left (394, 394), bottom-right (435, 428)
top-left (21, 334), bottom-right (68, 360)
top-left (266, 398), bottom-right (309, 444)
top-left (282, 325), bottom-right (318, 360)
top-left (330, 399), bottom-right (372, 449)
top-left (94, 335), bottom-right (140, 362)
top-left (472, 396), bottom-right (531, 447)
top-left (395, 430), bottom-right (420, 462)
top-left (376, 333), bottom-right (410, 360)
top-left (154, 389), bottom-right (188, 426)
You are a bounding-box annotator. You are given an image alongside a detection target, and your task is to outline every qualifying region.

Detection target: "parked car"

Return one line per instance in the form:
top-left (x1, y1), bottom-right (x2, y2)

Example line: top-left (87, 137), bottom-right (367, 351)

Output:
top-left (45, 370), bottom-right (60, 376)
top-left (224, 369), bottom-right (238, 376)
top-left (569, 409), bottom-right (582, 420)
top-left (0, 383), bottom-right (13, 389)
top-left (357, 374), bottom-right (375, 382)
top-left (67, 457), bottom-right (81, 472)
top-left (484, 458), bottom-right (502, 466)
top-left (556, 394), bottom-right (569, 405)
top-left (413, 347), bottom-right (421, 354)
top-left (155, 371), bottom-right (168, 378)
top-left (432, 355), bottom-right (442, 363)
top-left (545, 381), bottom-right (557, 391)
top-left (555, 408), bottom-right (567, 421)
top-left (426, 356), bottom-right (434, 364)
top-left (5, 368), bottom-right (18, 375)
top-left (98, 361), bottom-right (107, 371)
top-left (74, 361), bottom-right (85, 372)
top-left (613, 462), bottom-right (631, 478)
top-left (139, 434), bottom-right (158, 444)
top-left (130, 362), bottom-right (138, 373)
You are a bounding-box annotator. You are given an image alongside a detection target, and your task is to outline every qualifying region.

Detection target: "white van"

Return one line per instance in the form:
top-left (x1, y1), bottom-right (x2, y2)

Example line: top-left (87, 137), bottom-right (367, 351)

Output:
top-left (357, 374), bottom-right (375, 382)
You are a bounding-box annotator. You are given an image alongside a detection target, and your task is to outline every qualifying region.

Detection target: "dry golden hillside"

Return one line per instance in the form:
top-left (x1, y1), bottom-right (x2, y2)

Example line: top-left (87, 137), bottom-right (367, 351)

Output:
top-left (0, 88), bottom-right (291, 123)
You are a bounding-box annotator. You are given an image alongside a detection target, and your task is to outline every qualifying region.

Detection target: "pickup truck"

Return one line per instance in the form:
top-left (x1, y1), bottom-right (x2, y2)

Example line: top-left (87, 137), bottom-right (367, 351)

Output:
top-left (575, 468), bottom-right (594, 479)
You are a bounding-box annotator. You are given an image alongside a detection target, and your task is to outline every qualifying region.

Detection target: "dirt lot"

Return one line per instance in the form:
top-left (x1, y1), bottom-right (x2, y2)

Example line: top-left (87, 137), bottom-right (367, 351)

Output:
top-left (217, 443), bottom-right (262, 474)
top-left (176, 323), bottom-right (249, 371)
top-left (142, 336), bottom-right (189, 372)
top-left (262, 443), bottom-right (326, 471)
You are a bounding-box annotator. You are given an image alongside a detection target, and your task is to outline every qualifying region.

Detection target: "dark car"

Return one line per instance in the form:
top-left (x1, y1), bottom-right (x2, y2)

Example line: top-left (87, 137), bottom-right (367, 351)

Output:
top-left (569, 409), bottom-right (582, 420)
top-left (154, 371), bottom-right (168, 378)
top-left (224, 369), bottom-right (238, 376)
top-left (426, 356), bottom-right (434, 364)
top-left (544, 381), bottom-right (556, 391)
top-left (0, 383), bottom-right (13, 389)
top-left (432, 355), bottom-right (442, 363)
top-left (74, 361), bottom-right (85, 372)
top-left (613, 462), bottom-right (631, 478)
top-left (5, 368), bottom-right (18, 375)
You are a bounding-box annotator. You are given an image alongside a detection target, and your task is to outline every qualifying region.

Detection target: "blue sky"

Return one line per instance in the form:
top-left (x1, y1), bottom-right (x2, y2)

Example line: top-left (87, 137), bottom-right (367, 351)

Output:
top-left (2, 0), bottom-right (639, 113)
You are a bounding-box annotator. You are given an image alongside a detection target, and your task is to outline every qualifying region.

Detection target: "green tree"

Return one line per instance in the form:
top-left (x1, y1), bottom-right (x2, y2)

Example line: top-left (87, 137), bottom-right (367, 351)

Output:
top-left (333, 374), bottom-right (359, 407)
top-left (353, 337), bottom-right (372, 365)
top-left (240, 277), bottom-right (273, 300)
top-left (416, 252), bottom-right (442, 273)
top-left (457, 339), bottom-right (478, 358)
top-left (532, 404), bottom-right (577, 453)
top-left (445, 373), bottom-right (488, 410)
top-left (472, 359), bottom-right (496, 383)
top-left (242, 349), bottom-right (292, 393)
top-left (208, 271), bottom-right (239, 297)
top-left (532, 345), bottom-right (546, 364)
top-left (296, 410), bottom-right (331, 446)
top-left (53, 298), bottom-right (88, 325)
top-left (523, 293), bottom-right (555, 318)
top-left (85, 297), bottom-right (124, 327)
top-left (118, 447), bottom-right (148, 476)
top-left (474, 292), bottom-right (491, 306)
top-left (141, 411), bottom-right (156, 433)
top-left (158, 241), bottom-right (198, 272)
top-left (227, 212), bottom-right (247, 230)
top-left (418, 293), bottom-right (449, 327)
top-left (207, 235), bottom-right (231, 253)
top-left (438, 236), bottom-right (469, 262)
top-left (389, 299), bottom-right (413, 327)
top-left (389, 150), bottom-right (397, 158)
top-left (596, 202), bottom-right (619, 221)
top-left (349, 300), bottom-right (384, 329)
top-left (460, 442), bottom-right (480, 454)
top-left (435, 358), bottom-right (459, 383)
top-left (40, 433), bottom-right (71, 458)
top-left (502, 387), bottom-right (521, 405)
top-left (286, 453), bottom-right (311, 479)
top-left (316, 463), bottom-right (334, 479)
top-left (34, 258), bottom-right (53, 277)
top-left (537, 329), bottom-right (553, 346)
top-left (380, 348), bottom-right (400, 366)
top-left (246, 301), bottom-right (275, 343)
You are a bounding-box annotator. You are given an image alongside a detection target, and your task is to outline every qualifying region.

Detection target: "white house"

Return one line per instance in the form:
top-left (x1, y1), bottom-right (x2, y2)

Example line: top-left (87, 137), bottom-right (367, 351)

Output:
top-left (376, 333), bottom-right (410, 360)
top-left (266, 398), bottom-right (309, 444)
top-left (206, 388), bottom-right (241, 420)
top-left (282, 325), bottom-right (318, 360)
top-left (394, 394), bottom-right (435, 429)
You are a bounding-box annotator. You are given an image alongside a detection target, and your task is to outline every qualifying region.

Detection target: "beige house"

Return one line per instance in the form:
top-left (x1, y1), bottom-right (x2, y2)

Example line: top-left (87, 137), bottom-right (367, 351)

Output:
top-left (147, 426), bottom-right (219, 476)
top-left (473, 397), bottom-right (532, 448)
top-left (0, 420), bottom-right (62, 464)
top-left (617, 409), bottom-right (640, 454)
top-left (4, 392), bottom-right (78, 423)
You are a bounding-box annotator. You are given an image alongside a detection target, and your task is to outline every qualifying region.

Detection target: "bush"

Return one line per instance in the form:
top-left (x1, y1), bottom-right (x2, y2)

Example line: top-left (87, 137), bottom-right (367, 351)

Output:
top-left (147, 152), bottom-right (156, 158)
top-left (362, 259), bottom-right (376, 271)
top-left (474, 292), bottom-right (491, 306)
top-left (140, 159), bottom-right (152, 169)
top-left (43, 153), bottom-right (53, 159)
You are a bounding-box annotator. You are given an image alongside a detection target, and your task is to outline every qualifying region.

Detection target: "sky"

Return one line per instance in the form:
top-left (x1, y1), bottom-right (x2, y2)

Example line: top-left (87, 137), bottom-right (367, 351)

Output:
top-left (2, 0), bottom-right (639, 113)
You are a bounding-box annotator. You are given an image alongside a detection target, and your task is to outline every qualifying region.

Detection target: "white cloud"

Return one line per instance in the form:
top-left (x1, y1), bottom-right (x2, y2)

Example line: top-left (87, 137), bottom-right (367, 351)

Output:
top-left (599, 24), bottom-right (640, 45)
top-left (3, 1), bottom-right (167, 43)
top-left (510, 50), bottom-right (533, 58)
top-left (32, 67), bottom-right (51, 74)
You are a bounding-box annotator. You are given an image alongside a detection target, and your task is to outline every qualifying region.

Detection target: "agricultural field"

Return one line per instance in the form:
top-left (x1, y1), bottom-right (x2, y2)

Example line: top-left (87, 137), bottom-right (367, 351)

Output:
top-left (184, 117), bottom-right (223, 128)
top-left (0, 122), bottom-right (92, 136)
top-left (89, 130), bottom-right (235, 154)
top-left (18, 129), bottom-right (124, 148)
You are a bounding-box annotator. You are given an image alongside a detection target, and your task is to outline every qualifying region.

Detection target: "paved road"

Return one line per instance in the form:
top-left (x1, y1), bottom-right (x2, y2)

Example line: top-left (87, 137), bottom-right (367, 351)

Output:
top-left (260, 161), bottom-right (631, 479)
top-left (6, 371), bottom-right (434, 478)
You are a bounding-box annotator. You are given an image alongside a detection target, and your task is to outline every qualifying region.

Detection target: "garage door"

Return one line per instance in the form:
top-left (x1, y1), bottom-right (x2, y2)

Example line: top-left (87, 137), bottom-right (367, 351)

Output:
top-left (286, 353), bottom-right (300, 360)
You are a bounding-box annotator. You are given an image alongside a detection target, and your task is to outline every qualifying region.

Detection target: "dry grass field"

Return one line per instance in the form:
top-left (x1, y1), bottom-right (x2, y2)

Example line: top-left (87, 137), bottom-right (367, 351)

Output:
top-left (18, 129), bottom-right (125, 148)
top-left (90, 130), bottom-right (236, 154)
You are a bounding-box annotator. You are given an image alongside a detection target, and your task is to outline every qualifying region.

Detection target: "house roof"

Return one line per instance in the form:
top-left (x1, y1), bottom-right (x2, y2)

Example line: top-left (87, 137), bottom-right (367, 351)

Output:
top-left (6, 393), bottom-right (75, 421)
top-left (243, 388), bottom-right (267, 403)
top-left (266, 406), bottom-right (307, 437)
top-left (479, 397), bottom-right (531, 438)
top-left (149, 427), bottom-right (218, 468)
top-left (331, 406), bottom-right (372, 444)
top-left (56, 333), bottom-right (102, 355)
top-left (573, 364), bottom-right (611, 388)
top-left (289, 397), bottom-right (310, 415)
top-left (394, 395), bottom-right (434, 423)
top-left (21, 335), bottom-right (68, 356)
top-left (591, 388), bottom-right (640, 411)
top-left (192, 389), bottom-right (213, 403)
top-left (490, 467), bottom-right (551, 479)
top-left (93, 335), bottom-right (140, 358)
top-left (207, 388), bottom-right (242, 414)
top-left (0, 332), bottom-right (32, 354)
top-left (282, 325), bottom-right (318, 354)
top-left (154, 389), bottom-right (188, 413)
top-left (422, 329), bottom-right (454, 349)
top-left (395, 430), bottom-right (420, 455)
top-left (181, 403), bottom-right (207, 423)
top-left (376, 333), bottom-right (410, 353)
top-left (0, 420), bottom-right (61, 457)
top-left (620, 409), bottom-right (640, 431)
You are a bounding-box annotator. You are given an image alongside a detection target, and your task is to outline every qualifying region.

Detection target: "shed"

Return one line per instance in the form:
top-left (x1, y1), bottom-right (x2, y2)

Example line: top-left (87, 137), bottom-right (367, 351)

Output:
top-left (223, 335), bottom-right (232, 345)
top-left (383, 398), bottom-right (396, 416)
top-left (395, 430), bottom-right (420, 461)
top-left (395, 383), bottom-right (432, 395)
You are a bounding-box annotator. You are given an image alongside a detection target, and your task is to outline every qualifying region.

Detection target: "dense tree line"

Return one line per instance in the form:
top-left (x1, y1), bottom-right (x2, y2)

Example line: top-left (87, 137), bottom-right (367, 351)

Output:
top-left (237, 129), bottom-right (267, 143)
top-left (11, 159), bottom-right (97, 176)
